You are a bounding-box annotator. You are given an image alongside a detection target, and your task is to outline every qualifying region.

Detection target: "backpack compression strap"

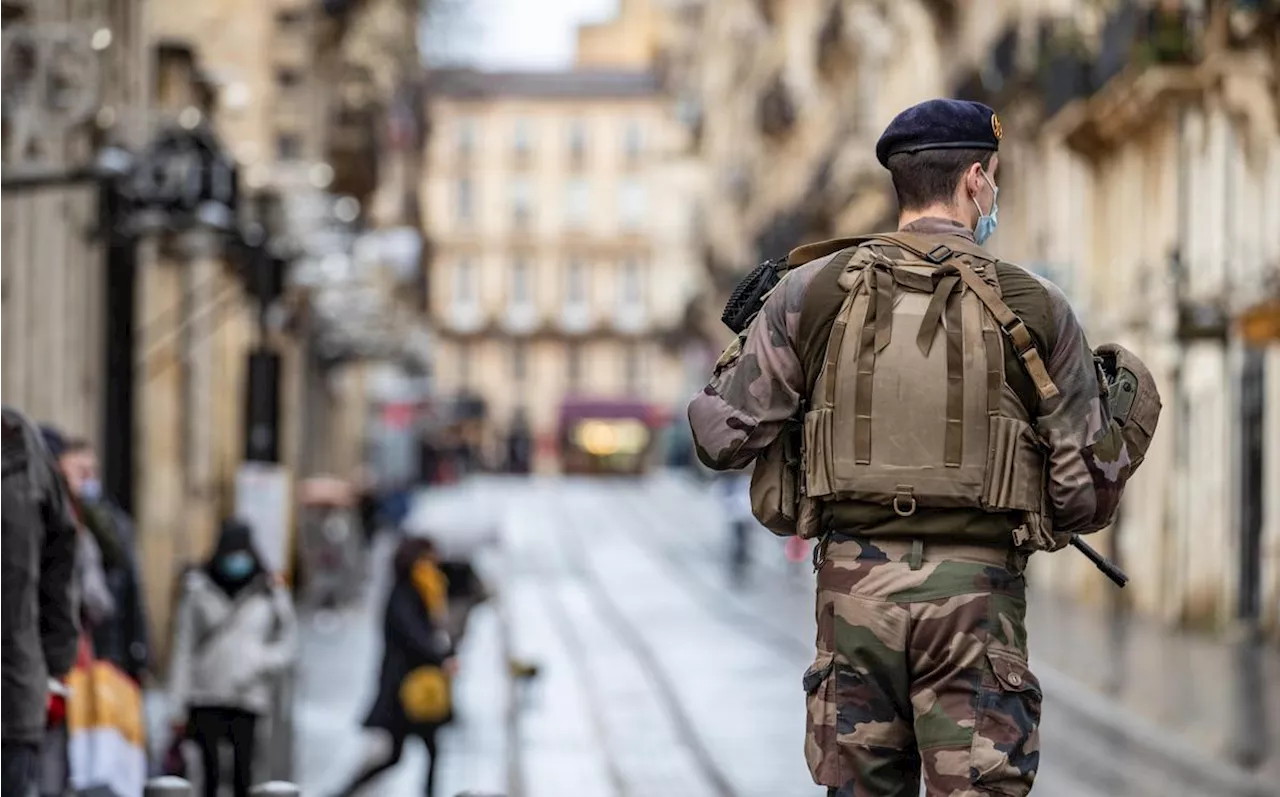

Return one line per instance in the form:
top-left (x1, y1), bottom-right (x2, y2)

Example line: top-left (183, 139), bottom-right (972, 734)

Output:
top-left (862, 232), bottom-right (1061, 403)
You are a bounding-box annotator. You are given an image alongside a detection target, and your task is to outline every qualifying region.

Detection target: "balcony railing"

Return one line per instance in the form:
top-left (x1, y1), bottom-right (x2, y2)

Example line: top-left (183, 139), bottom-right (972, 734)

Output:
top-left (446, 304), bottom-right (485, 334)
top-left (560, 303), bottom-right (592, 334)
top-left (1038, 19), bottom-right (1094, 119)
top-left (614, 303), bottom-right (648, 334)
top-left (1094, 1), bottom-right (1202, 90)
top-left (502, 303), bottom-right (539, 334)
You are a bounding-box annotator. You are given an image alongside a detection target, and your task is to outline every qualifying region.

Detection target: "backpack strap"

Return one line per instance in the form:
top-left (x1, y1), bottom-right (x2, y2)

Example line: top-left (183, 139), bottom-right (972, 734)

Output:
top-left (866, 231), bottom-right (1060, 403)
top-left (860, 231), bottom-right (996, 269)
top-left (943, 262), bottom-right (1061, 402)
top-left (815, 248), bottom-right (862, 411)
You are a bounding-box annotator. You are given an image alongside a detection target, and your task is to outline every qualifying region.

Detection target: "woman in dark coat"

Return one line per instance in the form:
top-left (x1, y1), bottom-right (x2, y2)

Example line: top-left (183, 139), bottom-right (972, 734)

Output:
top-left (330, 537), bottom-right (454, 797)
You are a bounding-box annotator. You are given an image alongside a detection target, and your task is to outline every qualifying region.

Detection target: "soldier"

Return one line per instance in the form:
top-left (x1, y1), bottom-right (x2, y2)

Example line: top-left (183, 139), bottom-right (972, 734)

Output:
top-left (2, 408), bottom-right (80, 797)
top-left (687, 99), bottom-right (1151, 796)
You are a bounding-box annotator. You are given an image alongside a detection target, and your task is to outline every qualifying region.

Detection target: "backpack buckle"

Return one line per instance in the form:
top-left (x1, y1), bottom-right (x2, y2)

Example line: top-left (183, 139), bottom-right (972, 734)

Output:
top-left (925, 244), bottom-right (954, 264)
top-left (892, 486), bottom-right (917, 517)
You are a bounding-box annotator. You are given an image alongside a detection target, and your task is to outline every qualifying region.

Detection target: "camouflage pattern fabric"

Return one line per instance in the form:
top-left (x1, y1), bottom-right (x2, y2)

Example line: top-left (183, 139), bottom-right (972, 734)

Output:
top-left (687, 217), bottom-right (1132, 538)
top-left (806, 538), bottom-right (1039, 797)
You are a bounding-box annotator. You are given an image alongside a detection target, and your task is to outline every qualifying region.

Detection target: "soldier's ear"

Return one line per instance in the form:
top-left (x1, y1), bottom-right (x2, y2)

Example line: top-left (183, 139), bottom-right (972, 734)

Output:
top-left (963, 162), bottom-right (987, 198)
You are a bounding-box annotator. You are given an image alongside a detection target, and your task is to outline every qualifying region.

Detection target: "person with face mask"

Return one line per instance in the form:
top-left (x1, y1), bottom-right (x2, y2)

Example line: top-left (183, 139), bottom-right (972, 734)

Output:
top-left (168, 519), bottom-right (298, 797)
top-left (47, 436), bottom-right (151, 684)
top-left (689, 98), bottom-right (1143, 796)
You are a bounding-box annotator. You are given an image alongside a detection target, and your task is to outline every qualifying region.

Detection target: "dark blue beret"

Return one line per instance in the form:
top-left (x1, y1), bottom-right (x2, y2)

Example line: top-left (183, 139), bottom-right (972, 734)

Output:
top-left (876, 99), bottom-right (1002, 169)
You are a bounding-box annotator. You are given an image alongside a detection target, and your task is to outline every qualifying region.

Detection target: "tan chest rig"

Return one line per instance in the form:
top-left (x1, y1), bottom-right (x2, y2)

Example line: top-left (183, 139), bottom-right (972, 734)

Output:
top-left (753, 232), bottom-right (1063, 551)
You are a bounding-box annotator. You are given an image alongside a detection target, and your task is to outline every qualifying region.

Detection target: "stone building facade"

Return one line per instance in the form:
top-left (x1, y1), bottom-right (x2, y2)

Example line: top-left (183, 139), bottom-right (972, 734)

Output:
top-left (422, 65), bottom-right (702, 471)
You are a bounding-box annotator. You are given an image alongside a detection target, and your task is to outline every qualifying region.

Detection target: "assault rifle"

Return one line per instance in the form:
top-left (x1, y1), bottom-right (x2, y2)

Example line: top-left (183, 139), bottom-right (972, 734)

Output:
top-left (722, 256), bottom-right (1130, 588)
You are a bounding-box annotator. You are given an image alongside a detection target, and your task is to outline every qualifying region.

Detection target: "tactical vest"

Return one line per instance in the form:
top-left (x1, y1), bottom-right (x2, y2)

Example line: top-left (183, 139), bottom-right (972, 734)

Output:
top-left (780, 233), bottom-right (1061, 548)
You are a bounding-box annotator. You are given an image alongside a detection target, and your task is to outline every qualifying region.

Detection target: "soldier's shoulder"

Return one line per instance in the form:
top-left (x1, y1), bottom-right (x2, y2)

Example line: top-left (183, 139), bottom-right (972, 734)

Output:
top-left (992, 260), bottom-right (1068, 299)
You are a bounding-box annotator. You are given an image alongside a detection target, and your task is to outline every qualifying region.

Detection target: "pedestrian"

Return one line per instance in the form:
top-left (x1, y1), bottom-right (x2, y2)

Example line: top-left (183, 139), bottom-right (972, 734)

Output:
top-left (2, 408), bottom-right (80, 797)
top-left (52, 437), bottom-right (150, 681)
top-left (687, 98), bottom-right (1160, 796)
top-left (329, 537), bottom-right (455, 797)
top-left (713, 468), bottom-right (755, 585)
top-left (356, 466), bottom-right (382, 546)
top-left (168, 518), bottom-right (298, 797)
top-left (505, 409), bottom-right (532, 475)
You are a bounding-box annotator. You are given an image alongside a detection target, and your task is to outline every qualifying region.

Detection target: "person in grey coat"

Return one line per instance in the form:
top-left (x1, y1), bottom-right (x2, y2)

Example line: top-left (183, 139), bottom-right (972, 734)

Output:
top-left (2, 407), bottom-right (80, 797)
top-left (169, 519), bottom-right (297, 797)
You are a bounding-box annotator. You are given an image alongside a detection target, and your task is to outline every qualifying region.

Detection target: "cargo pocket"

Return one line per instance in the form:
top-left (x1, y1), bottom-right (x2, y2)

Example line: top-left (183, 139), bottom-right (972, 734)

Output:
top-left (981, 416), bottom-right (1046, 513)
top-left (970, 649), bottom-right (1042, 796)
top-left (803, 408), bottom-right (834, 499)
top-left (802, 652), bottom-right (840, 787)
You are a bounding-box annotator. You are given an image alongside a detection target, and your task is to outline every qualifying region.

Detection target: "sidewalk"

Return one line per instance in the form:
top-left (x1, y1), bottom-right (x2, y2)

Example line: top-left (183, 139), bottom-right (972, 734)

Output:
top-left (1028, 591), bottom-right (1279, 794)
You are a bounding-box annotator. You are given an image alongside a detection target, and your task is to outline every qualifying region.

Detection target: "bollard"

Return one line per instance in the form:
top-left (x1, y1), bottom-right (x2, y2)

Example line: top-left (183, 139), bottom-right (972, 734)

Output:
top-left (250, 781), bottom-right (302, 797)
top-left (144, 776), bottom-right (194, 797)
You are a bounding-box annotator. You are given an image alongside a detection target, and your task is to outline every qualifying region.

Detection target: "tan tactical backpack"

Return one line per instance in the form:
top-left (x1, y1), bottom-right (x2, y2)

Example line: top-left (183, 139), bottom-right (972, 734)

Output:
top-left (751, 232), bottom-right (1063, 547)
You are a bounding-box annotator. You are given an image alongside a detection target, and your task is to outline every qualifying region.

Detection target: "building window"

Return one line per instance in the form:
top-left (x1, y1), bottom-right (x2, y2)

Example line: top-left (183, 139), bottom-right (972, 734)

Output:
top-left (511, 258), bottom-right (531, 305)
top-left (275, 68), bottom-right (303, 90)
top-left (624, 344), bottom-right (642, 391)
top-left (456, 118), bottom-right (476, 159)
top-left (566, 260), bottom-right (588, 305)
top-left (619, 259), bottom-right (642, 306)
top-left (565, 179), bottom-right (590, 229)
top-left (567, 119), bottom-right (587, 167)
top-left (510, 178), bottom-right (532, 229)
top-left (275, 133), bottom-right (302, 160)
top-left (618, 179), bottom-right (646, 231)
top-left (456, 177), bottom-right (473, 224)
top-left (511, 342), bottom-right (527, 382)
top-left (454, 258), bottom-right (476, 304)
top-left (623, 120), bottom-right (643, 165)
top-left (566, 343), bottom-right (582, 387)
top-left (513, 118), bottom-right (533, 158)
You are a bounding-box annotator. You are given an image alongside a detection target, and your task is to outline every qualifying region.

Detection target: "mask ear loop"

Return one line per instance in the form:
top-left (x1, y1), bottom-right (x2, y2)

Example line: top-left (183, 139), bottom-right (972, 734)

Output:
top-left (972, 170), bottom-right (997, 218)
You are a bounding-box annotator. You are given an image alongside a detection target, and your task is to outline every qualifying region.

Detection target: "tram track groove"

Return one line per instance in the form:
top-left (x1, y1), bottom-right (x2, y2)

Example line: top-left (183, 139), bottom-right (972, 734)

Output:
top-left (550, 483), bottom-right (744, 797)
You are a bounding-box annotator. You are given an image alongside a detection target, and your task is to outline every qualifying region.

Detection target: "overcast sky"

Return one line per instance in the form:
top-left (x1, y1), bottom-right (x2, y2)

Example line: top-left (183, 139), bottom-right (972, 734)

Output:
top-left (423, 0), bottom-right (619, 69)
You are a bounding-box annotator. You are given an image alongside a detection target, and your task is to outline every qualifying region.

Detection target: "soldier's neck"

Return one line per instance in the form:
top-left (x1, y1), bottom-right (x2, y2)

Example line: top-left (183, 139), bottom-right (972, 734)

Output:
top-left (898, 205), bottom-right (970, 231)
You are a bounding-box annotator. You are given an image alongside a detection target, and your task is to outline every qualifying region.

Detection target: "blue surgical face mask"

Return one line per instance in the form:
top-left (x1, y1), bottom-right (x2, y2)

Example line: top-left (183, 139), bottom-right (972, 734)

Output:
top-left (218, 551), bottom-right (256, 581)
top-left (78, 478), bottom-right (102, 502)
top-left (972, 170), bottom-right (999, 245)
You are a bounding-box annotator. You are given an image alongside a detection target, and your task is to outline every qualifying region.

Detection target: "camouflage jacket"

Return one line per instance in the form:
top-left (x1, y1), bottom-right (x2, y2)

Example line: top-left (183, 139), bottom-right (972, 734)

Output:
top-left (687, 217), bottom-right (1132, 538)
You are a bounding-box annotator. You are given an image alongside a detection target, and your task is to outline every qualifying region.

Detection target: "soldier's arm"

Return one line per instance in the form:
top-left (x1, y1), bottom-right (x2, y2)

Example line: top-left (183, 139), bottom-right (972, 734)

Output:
top-left (687, 261), bottom-right (818, 471)
top-left (1036, 285), bottom-right (1132, 535)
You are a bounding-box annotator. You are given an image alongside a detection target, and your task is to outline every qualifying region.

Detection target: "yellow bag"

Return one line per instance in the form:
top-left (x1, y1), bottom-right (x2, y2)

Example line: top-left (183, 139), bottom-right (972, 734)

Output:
top-left (399, 665), bottom-right (451, 723)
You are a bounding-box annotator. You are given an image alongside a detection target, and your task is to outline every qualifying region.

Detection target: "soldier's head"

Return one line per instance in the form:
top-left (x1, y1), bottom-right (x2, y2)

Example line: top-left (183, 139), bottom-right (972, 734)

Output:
top-left (876, 99), bottom-right (1003, 243)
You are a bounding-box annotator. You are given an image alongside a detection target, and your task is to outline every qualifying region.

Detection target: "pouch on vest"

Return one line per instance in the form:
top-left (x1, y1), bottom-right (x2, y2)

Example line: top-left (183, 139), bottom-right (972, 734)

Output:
top-left (802, 233), bottom-right (1060, 546)
top-left (1094, 342), bottom-right (1162, 474)
top-left (742, 249), bottom-right (856, 539)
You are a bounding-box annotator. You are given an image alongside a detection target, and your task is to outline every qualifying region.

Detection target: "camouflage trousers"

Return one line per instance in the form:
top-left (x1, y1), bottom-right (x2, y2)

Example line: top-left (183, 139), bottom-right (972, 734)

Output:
top-left (804, 537), bottom-right (1041, 797)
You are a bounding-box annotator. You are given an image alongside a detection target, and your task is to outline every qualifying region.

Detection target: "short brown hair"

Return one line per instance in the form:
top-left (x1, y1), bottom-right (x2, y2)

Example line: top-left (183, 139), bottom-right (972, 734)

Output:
top-left (887, 148), bottom-right (993, 212)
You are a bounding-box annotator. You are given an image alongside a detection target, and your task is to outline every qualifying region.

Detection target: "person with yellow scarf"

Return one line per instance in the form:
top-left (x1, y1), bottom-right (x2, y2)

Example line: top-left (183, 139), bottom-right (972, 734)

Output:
top-left (329, 537), bottom-right (455, 797)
